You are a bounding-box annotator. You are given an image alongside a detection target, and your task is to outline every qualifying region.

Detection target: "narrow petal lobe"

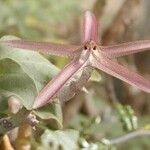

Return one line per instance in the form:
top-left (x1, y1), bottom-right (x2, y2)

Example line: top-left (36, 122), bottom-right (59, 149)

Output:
top-left (82, 11), bottom-right (98, 42)
top-left (0, 40), bottom-right (81, 57)
top-left (101, 40), bottom-right (150, 58)
top-left (92, 55), bottom-right (150, 93)
top-left (33, 52), bottom-right (89, 109)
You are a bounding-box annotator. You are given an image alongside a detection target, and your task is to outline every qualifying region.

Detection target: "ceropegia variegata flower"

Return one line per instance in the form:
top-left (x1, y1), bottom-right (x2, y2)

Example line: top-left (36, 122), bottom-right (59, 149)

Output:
top-left (1, 11), bottom-right (150, 109)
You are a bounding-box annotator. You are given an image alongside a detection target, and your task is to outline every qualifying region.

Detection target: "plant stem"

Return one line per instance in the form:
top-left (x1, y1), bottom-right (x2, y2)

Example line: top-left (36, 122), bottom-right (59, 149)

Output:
top-left (0, 108), bottom-right (30, 140)
top-left (110, 129), bottom-right (150, 145)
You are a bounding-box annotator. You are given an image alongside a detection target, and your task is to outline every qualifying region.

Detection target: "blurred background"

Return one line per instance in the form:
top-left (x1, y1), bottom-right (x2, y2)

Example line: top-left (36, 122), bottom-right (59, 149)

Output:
top-left (0, 0), bottom-right (150, 149)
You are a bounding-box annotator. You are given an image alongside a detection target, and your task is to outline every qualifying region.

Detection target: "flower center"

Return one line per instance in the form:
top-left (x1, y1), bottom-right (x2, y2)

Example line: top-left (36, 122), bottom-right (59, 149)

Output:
top-left (84, 40), bottom-right (97, 51)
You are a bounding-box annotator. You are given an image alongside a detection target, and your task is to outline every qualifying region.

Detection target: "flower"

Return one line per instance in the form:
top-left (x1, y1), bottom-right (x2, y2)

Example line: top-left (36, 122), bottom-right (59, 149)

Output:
top-left (1, 11), bottom-right (150, 109)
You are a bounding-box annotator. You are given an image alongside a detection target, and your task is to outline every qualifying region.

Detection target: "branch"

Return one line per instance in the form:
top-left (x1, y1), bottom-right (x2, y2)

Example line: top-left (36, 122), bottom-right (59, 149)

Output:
top-left (109, 129), bottom-right (150, 145)
top-left (0, 108), bottom-right (38, 140)
top-left (0, 134), bottom-right (14, 150)
top-left (14, 123), bottom-right (32, 150)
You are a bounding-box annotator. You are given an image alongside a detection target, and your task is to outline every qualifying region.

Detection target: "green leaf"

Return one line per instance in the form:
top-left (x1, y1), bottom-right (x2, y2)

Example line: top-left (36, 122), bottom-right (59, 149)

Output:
top-left (38, 129), bottom-right (79, 150)
top-left (0, 58), bottom-right (37, 109)
top-left (0, 36), bottom-right (59, 91)
top-left (0, 35), bottom-right (62, 125)
top-left (34, 101), bottom-right (63, 129)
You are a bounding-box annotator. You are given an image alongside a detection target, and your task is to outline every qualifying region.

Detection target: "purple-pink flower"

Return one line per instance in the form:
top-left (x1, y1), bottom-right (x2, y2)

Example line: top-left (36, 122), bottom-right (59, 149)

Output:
top-left (1, 11), bottom-right (150, 109)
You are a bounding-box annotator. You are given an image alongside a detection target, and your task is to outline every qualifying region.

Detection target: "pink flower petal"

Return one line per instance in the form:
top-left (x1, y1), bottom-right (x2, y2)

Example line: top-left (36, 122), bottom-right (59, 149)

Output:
top-left (82, 11), bottom-right (98, 42)
top-left (92, 54), bottom-right (150, 93)
top-left (1, 40), bottom-right (81, 57)
top-left (101, 40), bottom-right (150, 58)
top-left (33, 51), bottom-right (90, 109)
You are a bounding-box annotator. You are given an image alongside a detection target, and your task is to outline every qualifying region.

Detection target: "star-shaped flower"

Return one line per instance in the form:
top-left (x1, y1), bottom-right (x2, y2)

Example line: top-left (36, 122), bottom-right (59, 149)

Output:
top-left (1, 11), bottom-right (150, 109)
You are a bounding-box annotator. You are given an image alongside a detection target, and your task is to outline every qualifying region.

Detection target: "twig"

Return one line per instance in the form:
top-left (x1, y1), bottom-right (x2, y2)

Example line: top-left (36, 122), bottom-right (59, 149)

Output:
top-left (0, 108), bottom-right (29, 138)
top-left (0, 134), bottom-right (14, 150)
top-left (15, 123), bottom-right (32, 150)
top-left (109, 129), bottom-right (150, 145)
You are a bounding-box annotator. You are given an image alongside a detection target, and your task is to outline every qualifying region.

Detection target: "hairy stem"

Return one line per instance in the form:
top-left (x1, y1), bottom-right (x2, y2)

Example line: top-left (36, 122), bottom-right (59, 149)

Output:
top-left (110, 129), bottom-right (150, 145)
